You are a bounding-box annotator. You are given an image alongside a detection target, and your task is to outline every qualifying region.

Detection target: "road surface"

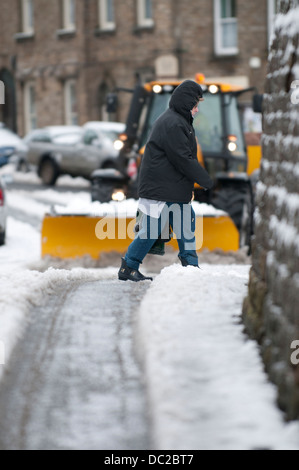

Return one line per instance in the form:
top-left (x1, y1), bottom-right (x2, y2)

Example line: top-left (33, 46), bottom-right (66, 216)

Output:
top-left (0, 277), bottom-right (151, 450)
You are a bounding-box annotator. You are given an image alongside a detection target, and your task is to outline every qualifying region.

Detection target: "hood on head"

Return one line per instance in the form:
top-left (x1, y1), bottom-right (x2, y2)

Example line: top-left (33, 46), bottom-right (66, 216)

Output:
top-left (169, 80), bottom-right (203, 121)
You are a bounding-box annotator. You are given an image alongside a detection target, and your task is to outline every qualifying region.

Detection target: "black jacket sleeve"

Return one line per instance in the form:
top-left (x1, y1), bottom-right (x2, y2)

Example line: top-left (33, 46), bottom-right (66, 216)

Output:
top-left (163, 124), bottom-right (214, 190)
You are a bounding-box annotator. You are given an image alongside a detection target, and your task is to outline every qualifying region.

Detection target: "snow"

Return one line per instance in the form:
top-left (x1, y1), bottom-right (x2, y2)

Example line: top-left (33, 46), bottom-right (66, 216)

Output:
top-left (0, 216), bottom-right (118, 383)
top-left (53, 199), bottom-right (227, 218)
top-left (137, 264), bottom-right (299, 450)
top-left (0, 163), bottom-right (90, 188)
top-left (0, 166), bottom-right (299, 449)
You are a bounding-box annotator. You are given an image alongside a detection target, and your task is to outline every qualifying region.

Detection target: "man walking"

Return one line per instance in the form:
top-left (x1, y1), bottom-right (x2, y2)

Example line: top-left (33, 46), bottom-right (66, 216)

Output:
top-left (118, 80), bottom-right (213, 282)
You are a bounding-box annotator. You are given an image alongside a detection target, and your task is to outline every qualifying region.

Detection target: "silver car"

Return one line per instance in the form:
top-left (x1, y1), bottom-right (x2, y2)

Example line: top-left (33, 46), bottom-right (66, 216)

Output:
top-left (0, 179), bottom-right (6, 245)
top-left (24, 124), bottom-right (125, 186)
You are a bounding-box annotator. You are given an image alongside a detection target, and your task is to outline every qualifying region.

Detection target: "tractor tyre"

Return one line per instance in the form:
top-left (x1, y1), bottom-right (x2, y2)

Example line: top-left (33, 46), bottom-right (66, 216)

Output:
top-left (91, 180), bottom-right (115, 203)
top-left (212, 185), bottom-right (253, 249)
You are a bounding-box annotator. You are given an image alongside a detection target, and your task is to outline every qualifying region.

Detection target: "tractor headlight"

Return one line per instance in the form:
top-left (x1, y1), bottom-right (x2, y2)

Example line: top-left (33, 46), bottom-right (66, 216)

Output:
top-left (227, 135), bottom-right (238, 152)
top-left (153, 85), bottom-right (163, 94)
top-left (112, 190), bottom-right (126, 202)
top-left (228, 141), bottom-right (237, 152)
top-left (114, 139), bottom-right (124, 151)
top-left (208, 85), bottom-right (219, 94)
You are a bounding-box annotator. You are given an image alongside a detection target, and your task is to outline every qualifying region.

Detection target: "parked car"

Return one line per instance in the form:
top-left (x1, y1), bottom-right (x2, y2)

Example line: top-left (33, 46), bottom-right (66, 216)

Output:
top-left (0, 178), bottom-right (7, 245)
top-left (0, 127), bottom-right (28, 169)
top-left (83, 121), bottom-right (126, 150)
top-left (25, 123), bottom-right (125, 186)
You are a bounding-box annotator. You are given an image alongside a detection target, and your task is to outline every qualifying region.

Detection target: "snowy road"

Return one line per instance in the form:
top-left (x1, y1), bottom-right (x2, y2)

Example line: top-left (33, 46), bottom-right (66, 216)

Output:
top-left (0, 277), bottom-right (151, 450)
top-left (1, 167), bottom-right (299, 450)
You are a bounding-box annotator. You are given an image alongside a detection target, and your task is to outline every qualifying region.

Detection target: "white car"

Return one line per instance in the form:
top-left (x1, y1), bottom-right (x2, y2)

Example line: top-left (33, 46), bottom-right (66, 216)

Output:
top-left (24, 124), bottom-right (126, 185)
top-left (0, 127), bottom-right (28, 169)
top-left (0, 178), bottom-right (6, 245)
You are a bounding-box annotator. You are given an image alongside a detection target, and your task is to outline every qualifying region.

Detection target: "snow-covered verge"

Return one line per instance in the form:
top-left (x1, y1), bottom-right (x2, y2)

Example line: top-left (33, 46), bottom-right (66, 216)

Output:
top-left (137, 264), bottom-right (299, 450)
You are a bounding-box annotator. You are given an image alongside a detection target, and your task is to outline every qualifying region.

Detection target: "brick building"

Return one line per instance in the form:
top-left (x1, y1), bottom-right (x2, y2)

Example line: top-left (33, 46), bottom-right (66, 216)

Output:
top-left (0, 0), bottom-right (277, 136)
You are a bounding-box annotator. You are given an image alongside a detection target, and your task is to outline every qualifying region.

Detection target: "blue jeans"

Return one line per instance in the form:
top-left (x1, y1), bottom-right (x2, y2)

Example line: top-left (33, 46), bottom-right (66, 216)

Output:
top-left (125, 202), bottom-right (198, 270)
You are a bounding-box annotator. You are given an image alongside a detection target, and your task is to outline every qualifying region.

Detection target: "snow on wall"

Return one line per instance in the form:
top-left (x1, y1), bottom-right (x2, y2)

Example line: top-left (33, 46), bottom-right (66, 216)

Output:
top-left (243, 1), bottom-right (299, 420)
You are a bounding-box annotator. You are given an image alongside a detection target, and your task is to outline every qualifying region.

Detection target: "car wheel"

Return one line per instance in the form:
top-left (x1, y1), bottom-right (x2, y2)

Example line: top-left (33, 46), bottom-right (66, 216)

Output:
top-left (39, 158), bottom-right (59, 186)
top-left (0, 230), bottom-right (6, 246)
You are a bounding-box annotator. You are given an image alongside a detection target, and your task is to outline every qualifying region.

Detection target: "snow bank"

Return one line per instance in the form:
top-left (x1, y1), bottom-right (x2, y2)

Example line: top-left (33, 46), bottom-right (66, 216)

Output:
top-left (0, 164), bottom-right (90, 188)
top-left (53, 199), bottom-right (227, 218)
top-left (137, 264), bottom-right (299, 450)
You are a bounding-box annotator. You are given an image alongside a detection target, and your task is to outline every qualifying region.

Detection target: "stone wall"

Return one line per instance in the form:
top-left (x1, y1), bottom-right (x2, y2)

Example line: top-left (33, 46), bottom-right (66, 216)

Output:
top-left (243, 0), bottom-right (299, 420)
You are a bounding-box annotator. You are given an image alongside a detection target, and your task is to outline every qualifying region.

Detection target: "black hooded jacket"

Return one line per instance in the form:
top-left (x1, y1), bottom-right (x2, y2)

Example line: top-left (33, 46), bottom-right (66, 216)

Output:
top-left (138, 80), bottom-right (214, 203)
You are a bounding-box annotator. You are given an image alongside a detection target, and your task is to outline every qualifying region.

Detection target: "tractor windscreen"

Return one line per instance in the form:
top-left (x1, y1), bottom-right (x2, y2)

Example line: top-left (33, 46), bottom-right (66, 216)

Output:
top-left (140, 89), bottom-right (225, 154)
top-left (193, 94), bottom-right (223, 153)
top-left (139, 92), bottom-right (171, 147)
top-left (140, 87), bottom-right (246, 174)
top-left (223, 94), bottom-right (246, 158)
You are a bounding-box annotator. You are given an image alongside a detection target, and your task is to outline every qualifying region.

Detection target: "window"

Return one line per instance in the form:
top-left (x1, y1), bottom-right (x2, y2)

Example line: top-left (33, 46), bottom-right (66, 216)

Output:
top-left (83, 129), bottom-right (99, 146)
top-left (214, 0), bottom-right (238, 56)
top-left (193, 94), bottom-right (223, 154)
top-left (24, 82), bottom-right (37, 134)
top-left (21, 0), bottom-right (34, 35)
top-left (63, 0), bottom-right (76, 31)
top-left (31, 131), bottom-right (52, 143)
top-left (99, 0), bottom-right (115, 31)
top-left (268, 0), bottom-right (279, 45)
top-left (137, 0), bottom-right (154, 28)
top-left (64, 80), bottom-right (78, 125)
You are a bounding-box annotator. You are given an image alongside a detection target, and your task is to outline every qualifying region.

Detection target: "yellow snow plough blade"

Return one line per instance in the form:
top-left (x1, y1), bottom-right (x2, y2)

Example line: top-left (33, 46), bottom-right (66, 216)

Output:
top-left (41, 213), bottom-right (239, 260)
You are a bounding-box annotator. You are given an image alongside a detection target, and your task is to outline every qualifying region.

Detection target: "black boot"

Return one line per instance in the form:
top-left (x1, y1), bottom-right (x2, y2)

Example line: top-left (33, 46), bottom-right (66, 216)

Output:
top-left (118, 258), bottom-right (153, 282)
top-left (179, 256), bottom-right (200, 268)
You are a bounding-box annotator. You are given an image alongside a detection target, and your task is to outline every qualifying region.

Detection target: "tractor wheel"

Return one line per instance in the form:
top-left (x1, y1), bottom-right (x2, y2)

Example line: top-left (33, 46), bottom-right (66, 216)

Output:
top-left (39, 158), bottom-right (59, 186)
top-left (91, 180), bottom-right (115, 203)
top-left (212, 185), bottom-right (253, 249)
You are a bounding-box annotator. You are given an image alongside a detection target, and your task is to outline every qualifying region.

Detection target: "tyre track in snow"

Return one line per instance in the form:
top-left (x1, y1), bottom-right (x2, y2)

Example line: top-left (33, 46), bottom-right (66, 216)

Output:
top-left (0, 278), bottom-right (151, 450)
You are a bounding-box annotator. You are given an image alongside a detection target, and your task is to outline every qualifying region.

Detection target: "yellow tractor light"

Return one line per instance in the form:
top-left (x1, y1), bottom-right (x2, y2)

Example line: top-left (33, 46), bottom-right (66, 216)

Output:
top-left (153, 84), bottom-right (163, 94)
top-left (111, 190), bottom-right (126, 202)
top-left (114, 139), bottom-right (124, 151)
top-left (208, 84), bottom-right (220, 94)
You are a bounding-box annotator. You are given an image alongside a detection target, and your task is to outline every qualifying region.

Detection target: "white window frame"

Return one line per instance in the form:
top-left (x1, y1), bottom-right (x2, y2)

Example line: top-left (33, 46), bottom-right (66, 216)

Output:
top-left (64, 80), bottom-right (78, 126)
top-left (268, 0), bottom-right (278, 45)
top-left (214, 0), bottom-right (238, 56)
top-left (137, 0), bottom-right (154, 28)
top-left (62, 0), bottom-right (76, 31)
top-left (22, 0), bottom-right (34, 35)
top-left (24, 82), bottom-right (37, 134)
top-left (0, 81), bottom-right (4, 105)
top-left (98, 0), bottom-right (115, 31)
